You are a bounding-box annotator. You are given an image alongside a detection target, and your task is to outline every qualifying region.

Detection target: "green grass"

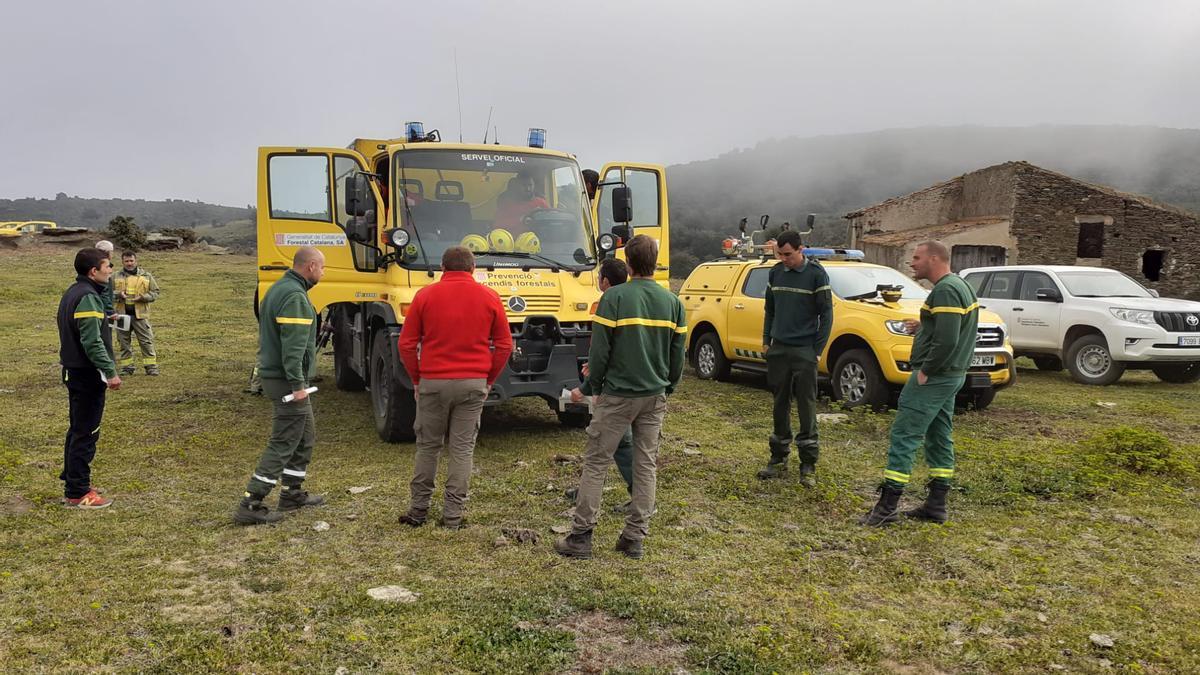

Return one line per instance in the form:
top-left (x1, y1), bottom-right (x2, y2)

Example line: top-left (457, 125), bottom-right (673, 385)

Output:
top-left (2, 249), bottom-right (1200, 672)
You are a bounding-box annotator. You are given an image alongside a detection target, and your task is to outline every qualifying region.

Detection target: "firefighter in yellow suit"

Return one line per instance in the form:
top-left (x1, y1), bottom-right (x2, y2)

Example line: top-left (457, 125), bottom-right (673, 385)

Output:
top-left (113, 250), bottom-right (161, 375)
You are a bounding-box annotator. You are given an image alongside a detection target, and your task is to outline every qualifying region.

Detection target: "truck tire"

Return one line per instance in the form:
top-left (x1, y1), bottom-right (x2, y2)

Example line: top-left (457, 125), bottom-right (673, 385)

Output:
top-left (1031, 355), bottom-right (1063, 372)
top-left (832, 349), bottom-right (890, 411)
top-left (1065, 334), bottom-right (1126, 386)
top-left (370, 330), bottom-right (416, 442)
top-left (692, 332), bottom-right (731, 381)
top-left (333, 314), bottom-right (365, 392)
top-left (1151, 362), bottom-right (1200, 384)
top-left (956, 387), bottom-right (996, 412)
top-left (556, 410), bottom-right (591, 428)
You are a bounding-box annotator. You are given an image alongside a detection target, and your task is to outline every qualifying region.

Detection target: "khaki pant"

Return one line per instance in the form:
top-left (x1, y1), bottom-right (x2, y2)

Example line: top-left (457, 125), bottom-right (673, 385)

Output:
top-left (409, 378), bottom-right (488, 522)
top-left (117, 317), bottom-right (157, 373)
top-left (572, 393), bottom-right (668, 541)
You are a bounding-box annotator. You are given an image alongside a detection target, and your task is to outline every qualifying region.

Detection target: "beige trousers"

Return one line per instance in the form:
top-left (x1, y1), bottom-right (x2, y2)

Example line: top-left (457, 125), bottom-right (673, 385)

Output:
top-left (409, 378), bottom-right (488, 522)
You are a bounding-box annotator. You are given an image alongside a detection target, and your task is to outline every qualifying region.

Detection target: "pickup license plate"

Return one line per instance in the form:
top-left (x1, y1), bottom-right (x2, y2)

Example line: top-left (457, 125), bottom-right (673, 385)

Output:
top-left (970, 355), bottom-right (996, 367)
top-left (1180, 336), bottom-right (1200, 347)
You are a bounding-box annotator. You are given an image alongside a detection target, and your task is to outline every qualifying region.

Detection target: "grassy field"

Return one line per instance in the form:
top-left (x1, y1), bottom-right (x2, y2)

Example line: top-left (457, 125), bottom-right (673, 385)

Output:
top-left (2, 249), bottom-right (1199, 673)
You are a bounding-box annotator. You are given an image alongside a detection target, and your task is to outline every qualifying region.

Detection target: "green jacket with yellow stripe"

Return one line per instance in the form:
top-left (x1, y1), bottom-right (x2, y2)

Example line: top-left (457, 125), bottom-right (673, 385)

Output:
top-left (257, 269), bottom-right (317, 390)
top-left (583, 278), bottom-right (687, 398)
top-left (910, 273), bottom-right (979, 378)
top-left (57, 276), bottom-right (117, 378)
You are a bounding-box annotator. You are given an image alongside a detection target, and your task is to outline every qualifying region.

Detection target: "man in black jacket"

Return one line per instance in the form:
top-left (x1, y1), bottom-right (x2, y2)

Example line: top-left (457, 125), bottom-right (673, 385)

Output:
top-left (57, 248), bottom-right (122, 509)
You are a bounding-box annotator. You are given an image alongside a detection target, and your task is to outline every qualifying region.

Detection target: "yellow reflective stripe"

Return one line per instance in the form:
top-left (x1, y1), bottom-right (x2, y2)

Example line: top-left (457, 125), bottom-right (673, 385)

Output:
top-left (592, 315), bottom-right (617, 328)
top-left (674, 325), bottom-right (688, 334)
top-left (142, 357), bottom-right (157, 365)
top-left (813, 285), bottom-right (831, 292)
top-left (921, 302), bottom-right (980, 315)
top-left (771, 286), bottom-right (817, 295)
top-left (883, 470), bottom-right (911, 484)
top-left (613, 317), bottom-right (681, 330)
top-left (275, 317), bottom-right (313, 325)
top-left (929, 468), bottom-right (955, 478)
top-left (73, 311), bottom-right (105, 319)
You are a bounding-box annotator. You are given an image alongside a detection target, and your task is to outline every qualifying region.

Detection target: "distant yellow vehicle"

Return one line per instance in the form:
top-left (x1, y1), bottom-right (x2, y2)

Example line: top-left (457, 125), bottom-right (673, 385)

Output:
top-left (682, 240), bottom-right (1015, 410)
top-left (0, 220), bottom-right (57, 237)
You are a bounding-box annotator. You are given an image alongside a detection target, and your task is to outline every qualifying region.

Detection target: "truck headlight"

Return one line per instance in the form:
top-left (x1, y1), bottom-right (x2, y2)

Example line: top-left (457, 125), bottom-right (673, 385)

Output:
top-left (1109, 308), bottom-right (1155, 325)
top-left (885, 320), bottom-right (914, 336)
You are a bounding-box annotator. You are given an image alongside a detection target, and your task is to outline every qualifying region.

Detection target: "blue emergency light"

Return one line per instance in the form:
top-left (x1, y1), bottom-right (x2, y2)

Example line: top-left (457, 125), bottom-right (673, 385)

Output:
top-left (528, 128), bottom-right (546, 148)
top-left (805, 248), bottom-right (865, 261)
top-left (405, 121), bottom-right (425, 142)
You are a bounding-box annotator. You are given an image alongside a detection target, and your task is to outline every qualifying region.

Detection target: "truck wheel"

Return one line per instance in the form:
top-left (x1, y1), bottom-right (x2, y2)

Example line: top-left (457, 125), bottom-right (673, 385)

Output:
top-left (832, 349), bottom-right (890, 411)
top-left (1152, 362), bottom-right (1200, 384)
top-left (370, 330), bottom-right (416, 442)
top-left (333, 314), bottom-right (365, 391)
top-left (1031, 355), bottom-right (1063, 372)
top-left (556, 410), bottom-right (591, 428)
top-left (692, 332), bottom-right (731, 381)
top-left (1065, 334), bottom-right (1126, 386)
top-left (956, 387), bottom-right (996, 412)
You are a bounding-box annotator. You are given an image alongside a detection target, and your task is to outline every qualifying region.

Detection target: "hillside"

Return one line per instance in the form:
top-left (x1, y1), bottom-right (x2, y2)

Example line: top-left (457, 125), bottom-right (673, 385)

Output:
top-left (666, 125), bottom-right (1200, 274)
top-left (0, 194), bottom-right (252, 235)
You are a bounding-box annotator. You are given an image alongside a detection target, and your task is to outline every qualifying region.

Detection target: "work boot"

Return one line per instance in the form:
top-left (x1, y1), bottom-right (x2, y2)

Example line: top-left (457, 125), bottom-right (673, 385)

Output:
top-left (799, 462), bottom-right (817, 488)
top-left (120, 366), bottom-right (135, 376)
top-left (554, 530), bottom-right (594, 559)
top-left (233, 497), bottom-right (285, 525)
top-left (398, 507), bottom-right (428, 527)
top-left (438, 515), bottom-right (467, 530)
top-left (145, 367), bottom-right (159, 376)
top-left (615, 534), bottom-right (644, 559)
top-left (756, 457), bottom-right (789, 480)
top-left (859, 484), bottom-right (904, 527)
top-left (277, 488), bottom-right (325, 512)
top-left (903, 481), bottom-right (950, 524)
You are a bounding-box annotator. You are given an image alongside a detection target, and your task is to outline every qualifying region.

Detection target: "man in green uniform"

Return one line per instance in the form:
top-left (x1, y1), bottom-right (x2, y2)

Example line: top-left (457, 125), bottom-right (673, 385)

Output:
top-left (233, 246), bottom-right (327, 525)
top-left (757, 230), bottom-right (833, 487)
top-left (556, 235), bottom-right (686, 560)
top-left (861, 241), bottom-right (978, 526)
top-left (113, 251), bottom-right (161, 375)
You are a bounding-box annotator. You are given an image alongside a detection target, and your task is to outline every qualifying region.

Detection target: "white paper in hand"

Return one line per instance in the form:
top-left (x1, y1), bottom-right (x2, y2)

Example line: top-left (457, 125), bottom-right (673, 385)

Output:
top-left (282, 386), bottom-right (319, 403)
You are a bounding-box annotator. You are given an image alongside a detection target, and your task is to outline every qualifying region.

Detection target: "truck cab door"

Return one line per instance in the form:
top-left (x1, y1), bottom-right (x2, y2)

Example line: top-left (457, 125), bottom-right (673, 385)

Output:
top-left (728, 266), bottom-right (770, 362)
top-left (594, 162), bottom-right (670, 285)
top-left (256, 147), bottom-right (384, 305)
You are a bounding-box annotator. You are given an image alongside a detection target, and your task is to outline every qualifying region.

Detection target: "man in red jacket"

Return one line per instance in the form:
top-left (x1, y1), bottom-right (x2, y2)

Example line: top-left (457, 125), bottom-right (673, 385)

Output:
top-left (398, 246), bottom-right (514, 529)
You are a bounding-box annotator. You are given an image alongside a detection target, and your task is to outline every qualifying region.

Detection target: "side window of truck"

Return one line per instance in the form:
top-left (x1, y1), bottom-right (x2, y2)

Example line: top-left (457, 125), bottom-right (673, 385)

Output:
top-left (742, 268), bottom-right (770, 299)
top-left (964, 272), bottom-right (987, 294)
top-left (981, 271), bottom-right (1020, 299)
top-left (268, 154), bottom-right (331, 222)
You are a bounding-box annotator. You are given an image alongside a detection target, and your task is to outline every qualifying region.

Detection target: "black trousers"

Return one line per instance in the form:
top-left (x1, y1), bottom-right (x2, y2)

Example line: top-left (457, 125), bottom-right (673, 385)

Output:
top-left (61, 367), bottom-right (107, 499)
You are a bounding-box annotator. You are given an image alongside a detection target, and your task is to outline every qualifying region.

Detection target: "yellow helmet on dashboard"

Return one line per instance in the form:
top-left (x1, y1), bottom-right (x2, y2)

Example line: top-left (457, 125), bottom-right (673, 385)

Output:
top-left (515, 231), bottom-right (541, 254)
top-left (460, 234), bottom-right (489, 253)
top-left (488, 228), bottom-right (515, 253)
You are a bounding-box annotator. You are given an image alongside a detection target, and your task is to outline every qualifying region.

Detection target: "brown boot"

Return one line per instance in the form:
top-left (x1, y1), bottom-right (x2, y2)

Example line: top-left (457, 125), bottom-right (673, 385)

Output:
top-left (398, 507), bottom-right (428, 527)
top-left (554, 530), bottom-right (593, 559)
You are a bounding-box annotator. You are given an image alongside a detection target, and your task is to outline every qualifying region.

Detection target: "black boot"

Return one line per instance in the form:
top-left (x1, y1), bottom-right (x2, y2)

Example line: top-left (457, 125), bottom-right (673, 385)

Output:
top-left (859, 484), bottom-right (904, 526)
top-left (398, 507), bottom-right (428, 527)
top-left (278, 487), bottom-right (325, 512)
top-left (615, 534), bottom-right (644, 559)
top-left (554, 530), bottom-right (594, 559)
top-left (756, 456), bottom-right (789, 480)
top-left (903, 481), bottom-right (950, 523)
top-left (233, 496), bottom-right (285, 525)
top-left (798, 462), bottom-right (817, 488)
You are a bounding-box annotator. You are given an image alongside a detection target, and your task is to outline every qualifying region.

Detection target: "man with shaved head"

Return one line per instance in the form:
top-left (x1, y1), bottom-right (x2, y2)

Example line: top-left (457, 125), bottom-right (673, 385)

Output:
top-left (234, 246), bottom-right (327, 524)
top-left (861, 240), bottom-right (979, 527)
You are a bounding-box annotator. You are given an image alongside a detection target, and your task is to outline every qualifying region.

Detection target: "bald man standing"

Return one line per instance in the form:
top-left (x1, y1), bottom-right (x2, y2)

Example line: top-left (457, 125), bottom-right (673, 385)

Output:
top-left (234, 247), bottom-right (327, 525)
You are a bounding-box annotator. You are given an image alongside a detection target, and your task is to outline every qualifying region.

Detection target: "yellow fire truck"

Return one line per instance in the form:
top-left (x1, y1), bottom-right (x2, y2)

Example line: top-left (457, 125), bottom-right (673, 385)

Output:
top-left (256, 124), bottom-right (670, 441)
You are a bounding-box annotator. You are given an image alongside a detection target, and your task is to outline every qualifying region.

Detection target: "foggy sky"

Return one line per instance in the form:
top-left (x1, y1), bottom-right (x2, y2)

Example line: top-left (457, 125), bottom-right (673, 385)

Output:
top-left (2, 0), bottom-right (1198, 206)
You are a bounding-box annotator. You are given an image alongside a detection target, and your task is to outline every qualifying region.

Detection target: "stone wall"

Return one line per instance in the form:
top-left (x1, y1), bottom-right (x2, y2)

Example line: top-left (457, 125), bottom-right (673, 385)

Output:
top-left (848, 179), bottom-right (963, 246)
top-left (961, 164), bottom-right (1017, 220)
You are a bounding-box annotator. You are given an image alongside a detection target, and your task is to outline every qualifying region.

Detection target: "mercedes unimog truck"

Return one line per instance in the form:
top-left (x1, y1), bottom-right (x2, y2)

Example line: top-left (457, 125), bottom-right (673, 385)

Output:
top-left (256, 124), bottom-right (670, 442)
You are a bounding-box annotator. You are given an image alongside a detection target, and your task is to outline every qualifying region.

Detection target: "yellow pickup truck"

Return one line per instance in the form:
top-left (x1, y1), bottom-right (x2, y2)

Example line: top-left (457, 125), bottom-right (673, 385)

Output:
top-left (0, 220), bottom-right (57, 237)
top-left (681, 248), bottom-right (1015, 410)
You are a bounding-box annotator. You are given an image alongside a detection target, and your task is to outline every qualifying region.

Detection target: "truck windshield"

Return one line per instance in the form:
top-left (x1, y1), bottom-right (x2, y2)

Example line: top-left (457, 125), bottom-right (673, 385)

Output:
top-left (1056, 270), bottom-right (1152, 298)
top-left (826, 265), bottom-right (929, 300)
top-left (391, 149), bottom-right (595, 270)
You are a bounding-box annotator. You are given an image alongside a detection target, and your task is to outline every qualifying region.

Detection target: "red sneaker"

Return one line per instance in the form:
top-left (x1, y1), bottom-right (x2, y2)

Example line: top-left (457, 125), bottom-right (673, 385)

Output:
top-left (64, 490), bottom-right (113, 510)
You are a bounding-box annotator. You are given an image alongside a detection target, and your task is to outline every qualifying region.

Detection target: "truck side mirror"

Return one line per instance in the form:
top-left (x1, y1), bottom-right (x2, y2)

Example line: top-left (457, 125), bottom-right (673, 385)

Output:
top-left (345, 173), bottom-right (372, 217)
top-left (1035, 288), bottom-right (1063, 303)
top-left (611, 186), bottom-right (633, 224)
top-left (803, 213), bottom-right (816, 234)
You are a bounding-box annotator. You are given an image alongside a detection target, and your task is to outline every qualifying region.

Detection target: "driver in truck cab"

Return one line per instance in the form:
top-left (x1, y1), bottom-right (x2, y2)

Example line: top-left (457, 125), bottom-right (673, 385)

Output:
top-left (493, 170), bottom-right (549, 233)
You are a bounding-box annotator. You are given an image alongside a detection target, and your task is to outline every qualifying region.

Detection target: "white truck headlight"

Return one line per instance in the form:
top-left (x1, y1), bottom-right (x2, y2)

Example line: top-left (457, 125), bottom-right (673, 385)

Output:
top-left (1109, 307), bottom-right (1155, 325)
top-left (885, 320), bottom-right (913, 336)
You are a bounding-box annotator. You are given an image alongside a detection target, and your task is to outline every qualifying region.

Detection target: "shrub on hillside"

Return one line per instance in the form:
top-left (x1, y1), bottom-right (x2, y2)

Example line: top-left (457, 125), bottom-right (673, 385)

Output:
top-left (160, 227), bottom-right (198, 244)
top-left (105, 215), bottom-right (147, 250)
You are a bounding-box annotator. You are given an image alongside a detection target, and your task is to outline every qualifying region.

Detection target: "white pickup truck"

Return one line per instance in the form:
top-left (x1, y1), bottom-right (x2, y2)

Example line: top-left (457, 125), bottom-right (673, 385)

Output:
top-left (959, 265), bottom-right (1200, 385)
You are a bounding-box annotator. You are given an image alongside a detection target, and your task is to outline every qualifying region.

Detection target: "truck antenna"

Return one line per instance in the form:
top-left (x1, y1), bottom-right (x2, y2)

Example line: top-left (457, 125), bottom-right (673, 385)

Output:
top-left (494, 126), bottom-right (499, 145)
top-left (482, 106), bottom-right (494, 143)
top-left (454, 48), bottom-right (464, 143)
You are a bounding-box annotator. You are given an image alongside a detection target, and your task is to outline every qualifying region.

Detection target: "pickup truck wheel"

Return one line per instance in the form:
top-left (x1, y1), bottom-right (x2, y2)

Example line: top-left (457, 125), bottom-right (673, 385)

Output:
top-left (832, 349), bottom-right (890, 411)
top-left (333, 315), bottom-right (366, 391)
top-left (370, 330), bottom-right (416, 442)
top-left (1031, 355), bottom-right (1063, 372)
top-left (693, 332), bottom-right (731, 381)
top-left (1065, 334), bottom-right (1126, 386)
top-left (556, 410), bottom-right (591, 428)
top-left (1151, 362), bottom-right (1200, 384)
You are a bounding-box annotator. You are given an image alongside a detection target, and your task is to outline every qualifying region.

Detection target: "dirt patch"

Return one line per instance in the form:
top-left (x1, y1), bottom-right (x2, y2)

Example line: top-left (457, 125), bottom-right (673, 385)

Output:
top-left (0, 494), bottom-right (34, 515)
top-left (554, 610), bottom-right (689, 674)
